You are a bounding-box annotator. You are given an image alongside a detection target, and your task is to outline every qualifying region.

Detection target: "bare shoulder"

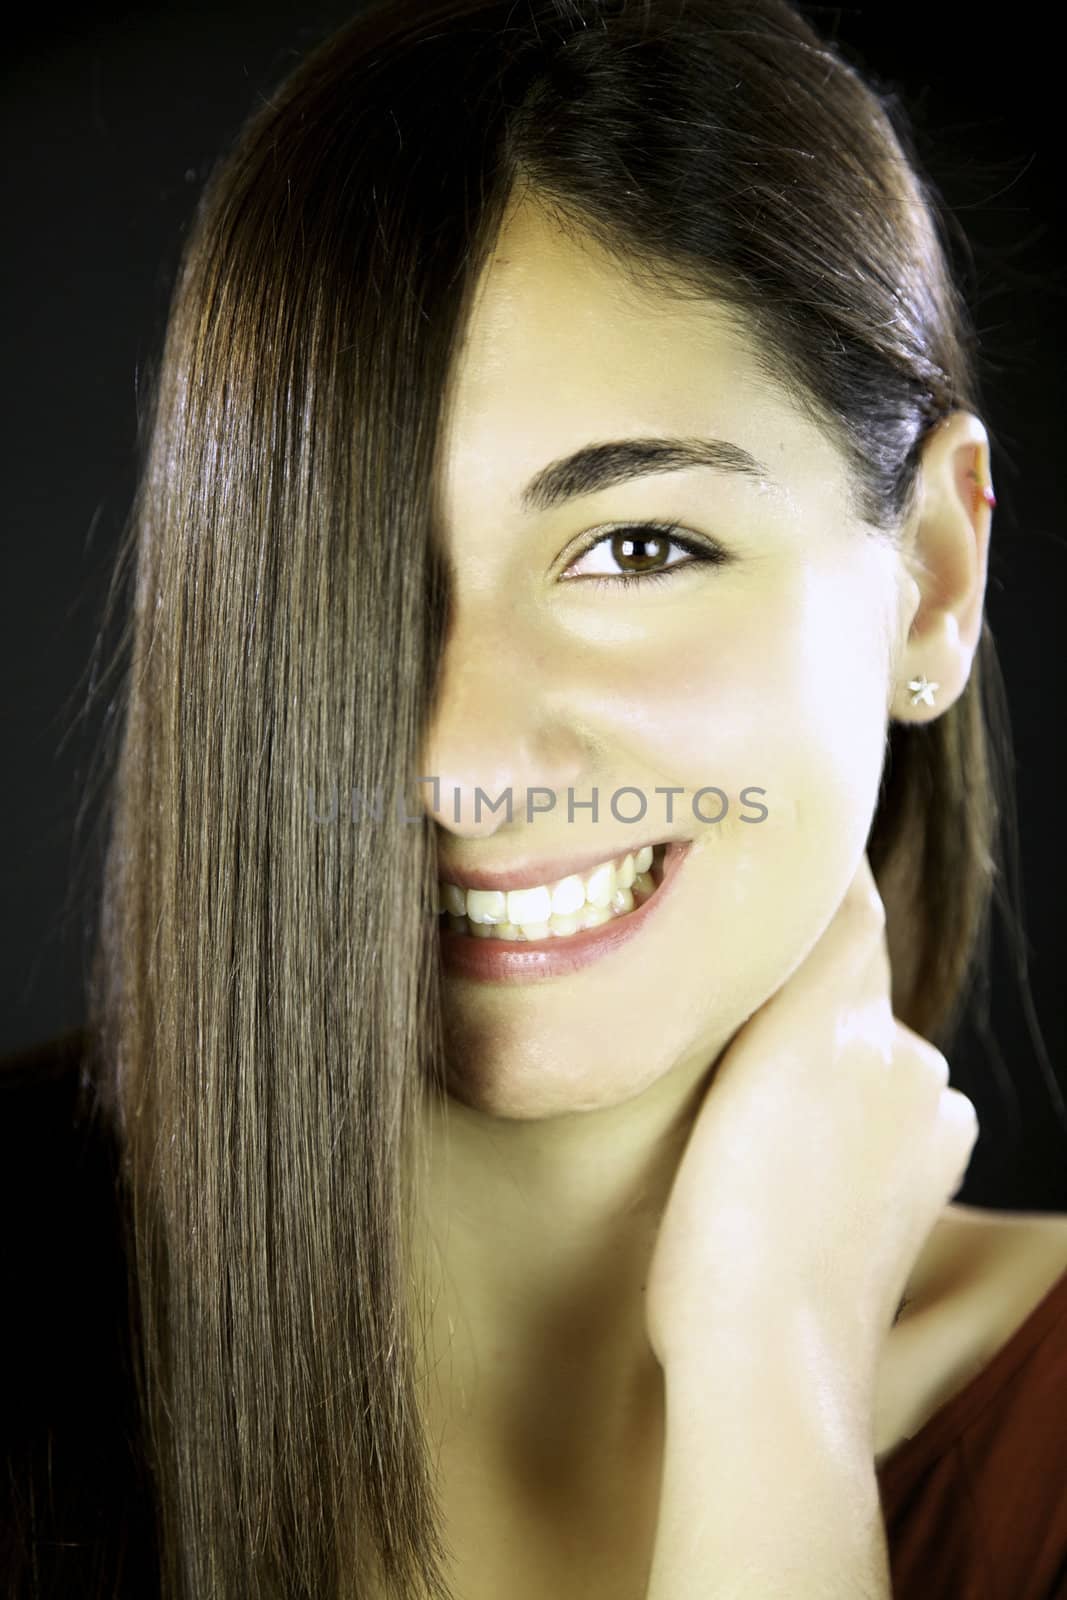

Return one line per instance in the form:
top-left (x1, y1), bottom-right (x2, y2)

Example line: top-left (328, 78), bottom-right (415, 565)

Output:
top-left (874, 1201), bottom-right (1067, 1462)
top-left (942, 1199), bottom-right (1067, 1248)
top-left (938, 1201), bottom-right (1067, 1350)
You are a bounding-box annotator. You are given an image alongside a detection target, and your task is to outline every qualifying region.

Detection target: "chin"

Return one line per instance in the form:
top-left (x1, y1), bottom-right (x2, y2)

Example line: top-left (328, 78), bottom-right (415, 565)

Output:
top-left (438, 1044), bottom-right (658, 1121)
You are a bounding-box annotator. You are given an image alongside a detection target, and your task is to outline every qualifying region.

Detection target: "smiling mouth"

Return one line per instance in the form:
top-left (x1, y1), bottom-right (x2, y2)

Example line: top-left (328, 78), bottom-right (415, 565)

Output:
top-left (438, 842), bottom-right (668, 942)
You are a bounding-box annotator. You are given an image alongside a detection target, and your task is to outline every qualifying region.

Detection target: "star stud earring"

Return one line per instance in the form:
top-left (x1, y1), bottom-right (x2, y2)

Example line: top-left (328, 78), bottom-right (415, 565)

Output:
top-left (907, 674), bottom-right (938, 707)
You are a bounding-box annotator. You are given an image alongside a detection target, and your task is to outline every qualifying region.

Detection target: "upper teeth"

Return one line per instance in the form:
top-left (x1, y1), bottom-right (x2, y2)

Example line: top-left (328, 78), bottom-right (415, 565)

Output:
top-left (439, 844), bottom-right (656, 924)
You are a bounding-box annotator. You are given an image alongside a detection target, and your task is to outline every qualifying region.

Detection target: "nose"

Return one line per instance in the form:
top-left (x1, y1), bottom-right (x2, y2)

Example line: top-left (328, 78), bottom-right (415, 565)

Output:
top-left (420, 615), bottom-right (586, 839)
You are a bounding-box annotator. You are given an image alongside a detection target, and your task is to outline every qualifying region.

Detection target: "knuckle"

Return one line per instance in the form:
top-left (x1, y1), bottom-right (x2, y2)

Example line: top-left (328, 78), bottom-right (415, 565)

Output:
top-left (895, 1023), bottom-right (950, 1088)
top-left (844, 858), bottom-right (886, 927)
top-left (941, 1084), bottom-right (980, 1140)
top-left (924, 1044), bottom-right (951, 1088)
top-left (857, 881), bottom-right (887, 930)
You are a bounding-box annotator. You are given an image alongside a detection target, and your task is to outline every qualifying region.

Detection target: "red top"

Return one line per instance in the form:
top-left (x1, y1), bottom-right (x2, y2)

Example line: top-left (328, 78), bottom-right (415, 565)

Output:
top-left (876, 1264), bottom-right (1067, 1599)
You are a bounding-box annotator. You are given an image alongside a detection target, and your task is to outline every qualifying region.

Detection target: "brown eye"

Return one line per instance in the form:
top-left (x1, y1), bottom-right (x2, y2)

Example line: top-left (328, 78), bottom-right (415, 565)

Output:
top-left (609, 529), bottom-right (673, 576)
top-left (562, 522), bottom-right (729, 589)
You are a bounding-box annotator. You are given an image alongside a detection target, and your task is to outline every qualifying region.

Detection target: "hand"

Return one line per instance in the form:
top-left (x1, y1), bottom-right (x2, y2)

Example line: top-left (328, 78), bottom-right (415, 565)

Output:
top-left (644, 852), bottom-right (979, 1403)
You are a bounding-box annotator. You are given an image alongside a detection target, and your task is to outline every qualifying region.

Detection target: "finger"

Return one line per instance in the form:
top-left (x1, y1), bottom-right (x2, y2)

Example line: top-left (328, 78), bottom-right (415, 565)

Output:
top-left (843, 850), bottom-right (886, 926)
top-left (941, 1083), bottom-right (980, 1141)
top-left (940, 1085), bottom-right (981, 1200)
top-left (782, 854), bottom-right (889, 1000)
top-left (894, 1021), bottom-right (951, 1087)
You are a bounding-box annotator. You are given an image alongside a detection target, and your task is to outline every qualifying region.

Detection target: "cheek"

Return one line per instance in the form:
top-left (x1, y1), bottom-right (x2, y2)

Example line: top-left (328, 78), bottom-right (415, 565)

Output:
top-left (566, 585), bottom-right (888, 936)
top-left (571, 587), bottom-right (885, 800)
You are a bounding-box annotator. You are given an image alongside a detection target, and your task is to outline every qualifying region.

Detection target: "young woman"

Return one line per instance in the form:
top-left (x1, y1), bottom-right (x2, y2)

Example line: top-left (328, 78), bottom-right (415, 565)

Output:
top-left (4, 1), bottom-right (1066, 1596)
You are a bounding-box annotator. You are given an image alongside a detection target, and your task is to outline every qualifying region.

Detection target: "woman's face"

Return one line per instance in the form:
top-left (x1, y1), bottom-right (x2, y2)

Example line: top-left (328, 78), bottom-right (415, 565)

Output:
top-left (424, 196), bottom-right (915, 1119)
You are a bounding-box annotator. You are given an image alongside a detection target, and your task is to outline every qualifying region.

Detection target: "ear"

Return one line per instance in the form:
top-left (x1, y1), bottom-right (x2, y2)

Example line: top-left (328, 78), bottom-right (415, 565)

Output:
top-left (890, 410), bottom-right (994, 725)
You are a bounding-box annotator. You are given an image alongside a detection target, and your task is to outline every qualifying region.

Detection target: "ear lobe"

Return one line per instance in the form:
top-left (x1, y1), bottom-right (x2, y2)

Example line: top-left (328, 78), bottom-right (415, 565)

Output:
top-left (889, 410), bottom-right (993, 725)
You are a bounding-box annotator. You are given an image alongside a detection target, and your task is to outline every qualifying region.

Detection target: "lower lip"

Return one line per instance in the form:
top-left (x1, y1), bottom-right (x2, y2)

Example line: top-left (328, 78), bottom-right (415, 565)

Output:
top-left (437, 840), bottom-right (692, 983)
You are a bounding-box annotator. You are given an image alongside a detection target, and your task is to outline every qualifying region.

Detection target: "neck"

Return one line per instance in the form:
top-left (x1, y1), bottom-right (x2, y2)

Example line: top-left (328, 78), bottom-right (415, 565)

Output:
top-left (407, 1035), bottom-right (727, 1444)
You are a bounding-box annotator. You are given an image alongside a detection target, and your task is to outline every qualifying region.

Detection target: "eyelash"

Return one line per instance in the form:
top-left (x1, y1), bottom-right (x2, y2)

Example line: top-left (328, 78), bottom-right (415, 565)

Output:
top-left (564, 521), bottom-right (728, 589)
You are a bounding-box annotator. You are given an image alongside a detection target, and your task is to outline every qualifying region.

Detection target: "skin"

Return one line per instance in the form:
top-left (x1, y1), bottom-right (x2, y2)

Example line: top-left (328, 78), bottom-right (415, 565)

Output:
top-left (410, 191), bottom-right (995, 1541)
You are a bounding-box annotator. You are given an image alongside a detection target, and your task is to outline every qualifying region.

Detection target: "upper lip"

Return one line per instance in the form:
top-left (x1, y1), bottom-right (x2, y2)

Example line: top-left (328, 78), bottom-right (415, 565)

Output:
top-left (436, 838), bottom-right (674, 892)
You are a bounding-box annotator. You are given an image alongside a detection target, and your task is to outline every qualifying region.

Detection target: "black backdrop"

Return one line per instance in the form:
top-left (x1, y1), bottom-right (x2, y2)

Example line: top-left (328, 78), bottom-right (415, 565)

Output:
top-left (2, 3), bottom-right (1064, 1207)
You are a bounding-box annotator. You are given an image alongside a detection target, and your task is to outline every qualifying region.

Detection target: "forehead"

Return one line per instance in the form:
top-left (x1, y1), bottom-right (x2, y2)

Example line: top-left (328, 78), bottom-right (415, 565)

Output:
top-left (436, 197), bottom-right (839, 523)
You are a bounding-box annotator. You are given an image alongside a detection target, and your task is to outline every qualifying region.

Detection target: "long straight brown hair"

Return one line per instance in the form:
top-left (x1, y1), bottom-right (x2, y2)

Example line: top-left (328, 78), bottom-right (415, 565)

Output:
top-left (69, 1), bottom-right (1061, 1595)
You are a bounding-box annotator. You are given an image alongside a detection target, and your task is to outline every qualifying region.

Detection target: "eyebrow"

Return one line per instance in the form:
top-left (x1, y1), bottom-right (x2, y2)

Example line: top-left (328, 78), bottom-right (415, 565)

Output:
top-left (519, 435), bottom-right (772, 515)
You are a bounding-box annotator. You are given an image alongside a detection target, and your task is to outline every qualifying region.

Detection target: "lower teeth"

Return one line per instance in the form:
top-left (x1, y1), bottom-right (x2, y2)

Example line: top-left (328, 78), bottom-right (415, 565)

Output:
top-left (442, 852), bottom-right (665, 941)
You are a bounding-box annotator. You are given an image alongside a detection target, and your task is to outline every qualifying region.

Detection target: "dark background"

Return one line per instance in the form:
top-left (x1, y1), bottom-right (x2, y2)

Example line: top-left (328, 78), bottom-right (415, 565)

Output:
top-left (2, 5), bottom-right (1064, 1206)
